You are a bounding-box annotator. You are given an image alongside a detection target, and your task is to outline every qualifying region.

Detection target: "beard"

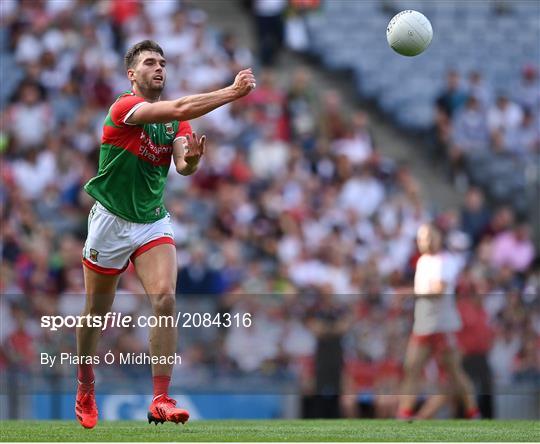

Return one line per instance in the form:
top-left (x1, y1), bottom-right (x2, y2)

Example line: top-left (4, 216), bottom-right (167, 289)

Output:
top-left (136, 77), bottom-right (165, 96)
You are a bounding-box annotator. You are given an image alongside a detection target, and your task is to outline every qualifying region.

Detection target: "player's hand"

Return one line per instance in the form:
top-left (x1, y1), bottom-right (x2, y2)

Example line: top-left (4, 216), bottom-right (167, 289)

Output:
top-left (184, 132), bottom-right (206, 167)
top-left (232, 68), bottom-right (256, 98)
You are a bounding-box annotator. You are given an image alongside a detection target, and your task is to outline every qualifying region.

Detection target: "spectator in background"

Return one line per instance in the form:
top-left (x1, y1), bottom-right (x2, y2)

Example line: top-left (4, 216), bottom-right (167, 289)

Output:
top-left (11, 147), bottom-right (57, 201)
top-left (460, 187), bottom-right (491, 247)
top-left (513, 334), bottom-right (540, 384)
top-left (483, 205), bottom-right (515, 239)
top-left (435, 70), bottom-right (468, 152)
top-left (514, 64), bottom-right (540, 112)
top-left (252, 0), bottom-right (287, 66)
top-left (249, 124), bottom-right (289, 179)
top-left (523, 257), bottom-right (540, 303)
top-left (449, 96), bottom-right (490, 182)
top-left (219, 31), bottom-right (254, 76)
top-left (339, 164), bottom-right (385, 218)
top-left (466, 71), bottom-right (491, 109)
top-left (4, 303), bottom-right (37, 373)
top-left (306, 286), bottom-right (353, 418)
top-left (456, 290), bottom-right (494, 418)
top-left (286, 68), bottom-right (319, 149)
top-left (437, 71), bottom-right (468, 119)
top-left (503, 108), bottom-right (540, 157)
top-left (333, 111), bottom-right (375, 166)
top-left (284, 0), bottom-right (317, 52)
top-left (13, 20), bottom-right (46, 65)
top-left (177, 245), bottom-right (225, 296)
top-left (219, 240), bottom-right (246, 292)
top-left (490, 222), bottom-right (535, 274)
top-left (39, 50), bottom-right (69, 92)
top-left (157, 9), bottom-right (193, 61)
top-left (488, 94), bottom-right (523, 145)
top-left (224, 296), bottom-right (283, 373)
top-left (7, 81), bottom-right (52, 151)
top-left (489, 322), bottom-right (521, 385)
top-left (50, 79), bottom-right (83, 126)
top-left (244, 69), bottom-right (288, 139)
top-left (319, 90), bottom-right (348, 142)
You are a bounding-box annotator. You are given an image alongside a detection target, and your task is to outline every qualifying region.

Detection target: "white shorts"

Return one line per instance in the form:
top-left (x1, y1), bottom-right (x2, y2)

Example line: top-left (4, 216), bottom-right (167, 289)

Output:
top-left (82, 202), bottom-right (175, 275)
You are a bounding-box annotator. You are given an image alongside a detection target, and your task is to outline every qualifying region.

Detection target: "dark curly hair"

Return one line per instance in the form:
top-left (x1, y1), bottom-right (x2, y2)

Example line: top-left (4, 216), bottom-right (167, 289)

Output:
top-left (124, 40), bottom-right (164, 70)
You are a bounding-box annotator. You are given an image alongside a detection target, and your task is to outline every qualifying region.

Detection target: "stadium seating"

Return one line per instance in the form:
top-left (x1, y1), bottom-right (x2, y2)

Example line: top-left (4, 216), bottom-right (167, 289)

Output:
top-left (303, 0), bottom-right (539, 216)
top-left (305, 0), bottom-right (539, 128)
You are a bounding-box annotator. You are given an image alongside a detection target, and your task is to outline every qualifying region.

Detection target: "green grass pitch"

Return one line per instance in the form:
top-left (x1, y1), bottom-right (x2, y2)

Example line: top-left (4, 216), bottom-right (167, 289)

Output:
top-left (0, 419), bottom-right (538, 442)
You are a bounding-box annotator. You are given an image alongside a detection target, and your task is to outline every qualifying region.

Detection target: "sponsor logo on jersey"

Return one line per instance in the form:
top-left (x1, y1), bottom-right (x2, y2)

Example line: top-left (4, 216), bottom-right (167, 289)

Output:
top-left (138, 132), bottom-right (173, 164)
top-left (89, 249), bottom-right (99, 262)
top-left (165, 122), bottom-right (174, 135)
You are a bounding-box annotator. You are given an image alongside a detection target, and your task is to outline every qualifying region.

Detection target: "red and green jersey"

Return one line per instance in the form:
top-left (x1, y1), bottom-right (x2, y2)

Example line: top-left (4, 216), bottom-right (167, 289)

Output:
top-left (85, 91), bottom-right (192, 223)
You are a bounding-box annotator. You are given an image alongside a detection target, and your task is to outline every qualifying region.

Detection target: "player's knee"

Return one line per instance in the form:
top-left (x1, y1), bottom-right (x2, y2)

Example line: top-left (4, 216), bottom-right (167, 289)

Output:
top-left (152, 291), bottom-right (175, 315)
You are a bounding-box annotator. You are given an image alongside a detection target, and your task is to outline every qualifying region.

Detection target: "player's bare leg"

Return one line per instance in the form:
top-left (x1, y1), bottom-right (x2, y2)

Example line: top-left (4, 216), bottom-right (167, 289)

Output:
top-left (397, 340), bottom-right (431, 419)
top-left (78, 268), bottom-right (119, 365)
top-left (133, 243), bottom-right (189, 425)
top-left (375, 395), bottom-right (399, 418)
top-left (440, 348), bottom-right (480, 418)
top-left (340, 395), bottom-right (358, 418)
top-left (340, 374), bottom-right (358, 418)
top-left (76, 268), bottom-right (119, 429)
top-left (414, 394), bottom-right (448, 419)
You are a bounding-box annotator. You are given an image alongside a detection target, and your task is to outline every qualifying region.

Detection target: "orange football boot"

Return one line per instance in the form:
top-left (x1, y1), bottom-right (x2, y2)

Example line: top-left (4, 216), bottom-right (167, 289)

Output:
top-left (147, 394), bottom-right (189, 425)
top-left (75, 382), bottom-right (98, 429)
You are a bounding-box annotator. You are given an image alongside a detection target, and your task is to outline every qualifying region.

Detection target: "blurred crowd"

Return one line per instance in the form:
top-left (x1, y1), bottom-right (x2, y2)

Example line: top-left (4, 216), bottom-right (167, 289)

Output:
top-left (1, 0), bottom-right (539, 419)
top-left (434, 67), bottom-right (540, 188)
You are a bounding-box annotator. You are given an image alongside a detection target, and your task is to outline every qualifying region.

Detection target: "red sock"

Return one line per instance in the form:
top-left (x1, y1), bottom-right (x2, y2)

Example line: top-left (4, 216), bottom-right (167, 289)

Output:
top-left (466, 407), bottom-right (481, 419)
top-left (153, 375), bottom-right (171, 399)
top-left (397, 407), bottom-right (414, 419)
top-left (78, 363), bottom-right (94, 385)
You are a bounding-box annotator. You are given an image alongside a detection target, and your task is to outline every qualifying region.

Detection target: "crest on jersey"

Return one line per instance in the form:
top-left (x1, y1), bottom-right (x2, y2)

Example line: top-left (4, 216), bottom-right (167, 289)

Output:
top-left (165, 122), bottom-right (174, 135)
top-left (89, 249), bottom-right (99, 262)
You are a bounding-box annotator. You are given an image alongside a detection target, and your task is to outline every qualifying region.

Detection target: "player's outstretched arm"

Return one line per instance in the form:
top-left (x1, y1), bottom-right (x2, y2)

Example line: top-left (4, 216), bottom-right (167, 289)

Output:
top-left (126, 69), bottom-right (256, 125)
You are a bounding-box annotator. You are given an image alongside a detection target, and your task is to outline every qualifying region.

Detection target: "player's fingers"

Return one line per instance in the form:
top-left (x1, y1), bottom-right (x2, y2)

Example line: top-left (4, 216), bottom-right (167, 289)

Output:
top-left (195, 132), bottom-right (205, 154)
top-left (200, 135), bottom-right (206, 155)
top-left (192, 135), bottom-right (202, 156)
top-left (191, 134), bottom-right (200, 151)
top-left (240, 72), bottom-right (254, 80)
top-left (236, 71), bottom-right (248, 82)
top-left (240, 78), bottom-right (254, 89)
